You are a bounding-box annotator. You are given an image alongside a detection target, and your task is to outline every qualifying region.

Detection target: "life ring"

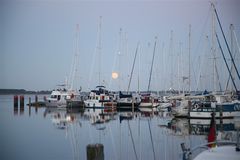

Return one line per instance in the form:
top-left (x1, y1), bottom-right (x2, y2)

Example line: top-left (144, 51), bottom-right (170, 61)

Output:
top-left (193, 103), bottom-right (200, 109)
top-left (194, 127), bottom-right (200, 134)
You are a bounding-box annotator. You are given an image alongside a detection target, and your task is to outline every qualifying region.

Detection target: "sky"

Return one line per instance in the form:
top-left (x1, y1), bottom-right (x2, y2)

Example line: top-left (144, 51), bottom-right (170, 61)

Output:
top-left (0, 0), bottom-right (240, 92)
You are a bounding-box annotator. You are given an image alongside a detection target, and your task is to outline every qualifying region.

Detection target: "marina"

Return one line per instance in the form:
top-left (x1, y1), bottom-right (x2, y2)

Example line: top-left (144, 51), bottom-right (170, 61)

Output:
top-left (1, 94), bottom-right (240, 160)
top-left (1, 0), bottom-right (240, 159)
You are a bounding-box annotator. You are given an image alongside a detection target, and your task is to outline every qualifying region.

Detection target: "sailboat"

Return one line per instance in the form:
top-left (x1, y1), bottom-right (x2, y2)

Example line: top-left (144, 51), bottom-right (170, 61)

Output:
top-left (116, 43), bottom-right (141, 109)
top-left (84, 17), bottom-right (117, 109)
top-left (45, 25), bottom-right (81, 108)
top-left (139, 38), bottom-right (160, 109)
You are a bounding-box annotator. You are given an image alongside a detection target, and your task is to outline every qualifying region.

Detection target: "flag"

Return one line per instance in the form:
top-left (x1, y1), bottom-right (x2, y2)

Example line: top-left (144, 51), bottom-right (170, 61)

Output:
top-left (208, 112), bottom-right (216, 148)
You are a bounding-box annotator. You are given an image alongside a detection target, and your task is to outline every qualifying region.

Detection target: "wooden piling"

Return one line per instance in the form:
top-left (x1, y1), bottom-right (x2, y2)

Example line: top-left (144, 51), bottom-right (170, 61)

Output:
top-left (14, 95), bottom-right (18, 115)
top-left (20, 96), bottom-right (24, 113)
top-left (20, 95), bottom-right (24, 114)
top-left (20, 95), bottom-right (24, 107)
top-left (87, 144), bottom-right (104, 160)
top-left (14, 95), bottom-right (18, 107)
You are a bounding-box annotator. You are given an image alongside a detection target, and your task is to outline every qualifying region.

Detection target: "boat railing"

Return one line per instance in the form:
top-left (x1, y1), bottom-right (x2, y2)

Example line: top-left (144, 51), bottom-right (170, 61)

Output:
top-left (181, 140), bottom-right (237, 160)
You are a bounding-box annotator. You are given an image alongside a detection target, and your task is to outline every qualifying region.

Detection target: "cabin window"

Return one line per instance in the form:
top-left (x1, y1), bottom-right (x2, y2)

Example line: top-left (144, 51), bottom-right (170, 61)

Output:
top-left (57, 95), bottom-right (61, 101)
top-left (51, 95), bottom-right (57, 98)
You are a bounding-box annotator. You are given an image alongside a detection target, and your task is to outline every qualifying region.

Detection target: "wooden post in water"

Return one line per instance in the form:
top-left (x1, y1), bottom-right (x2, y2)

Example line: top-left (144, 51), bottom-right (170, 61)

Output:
top-left (87, 144), bottom-right (104, 160)
top-left (13, 95), bottom-right (18, 115)
top-left (14, 95), bottom-right (18, 107)
top-left (29, 97), bottom-right (31, 116)
top-left (20, 95), bottom-right (24, 114)
top-left (20, 95), bottom-right (24, 106)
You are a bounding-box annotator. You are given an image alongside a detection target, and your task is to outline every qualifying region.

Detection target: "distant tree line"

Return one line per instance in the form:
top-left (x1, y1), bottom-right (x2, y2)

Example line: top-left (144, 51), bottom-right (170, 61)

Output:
top-left (0, 89), bottom-right (51, 95)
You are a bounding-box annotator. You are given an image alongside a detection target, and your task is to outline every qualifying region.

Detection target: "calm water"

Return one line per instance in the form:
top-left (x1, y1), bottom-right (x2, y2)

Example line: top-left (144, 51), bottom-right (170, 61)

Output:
top-left (0, 95), bottom-right (211, 160)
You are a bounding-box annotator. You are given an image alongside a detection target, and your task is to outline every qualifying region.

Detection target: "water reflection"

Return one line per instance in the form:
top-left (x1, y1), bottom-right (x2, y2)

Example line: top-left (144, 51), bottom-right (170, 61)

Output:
top-left (168, 118), bottom-right (237, 136)
top-left (2, 95), bottom-right (238, 160)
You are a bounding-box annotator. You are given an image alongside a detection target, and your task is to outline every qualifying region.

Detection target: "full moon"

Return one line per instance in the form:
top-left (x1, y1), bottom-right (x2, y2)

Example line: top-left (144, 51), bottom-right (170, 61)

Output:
top-left (112, 72), bottom-right (118, 79)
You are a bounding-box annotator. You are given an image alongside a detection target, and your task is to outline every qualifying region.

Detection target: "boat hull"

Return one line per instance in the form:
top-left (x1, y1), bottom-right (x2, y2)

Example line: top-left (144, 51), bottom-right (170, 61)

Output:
top-left (190, 102), bottom-right (240, 119)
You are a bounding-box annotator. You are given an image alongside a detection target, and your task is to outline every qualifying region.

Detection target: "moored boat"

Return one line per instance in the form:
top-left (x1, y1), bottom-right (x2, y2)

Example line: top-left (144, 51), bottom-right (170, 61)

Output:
top-left (84, 86), bottom-right (115, 108)
top-left (45, 87), bottom-right (80, 108)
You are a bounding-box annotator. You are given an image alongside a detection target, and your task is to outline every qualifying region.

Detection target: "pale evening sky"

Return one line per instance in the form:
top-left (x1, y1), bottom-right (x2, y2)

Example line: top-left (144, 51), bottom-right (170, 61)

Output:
top-left (0, 0), bottom-right (240, 92)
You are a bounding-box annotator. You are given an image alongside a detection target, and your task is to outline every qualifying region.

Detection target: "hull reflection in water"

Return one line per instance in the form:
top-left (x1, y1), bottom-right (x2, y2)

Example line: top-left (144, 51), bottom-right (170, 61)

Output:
top-left (169, 118), bottom-right (236, 136)
top-left (1, 95), bottom-right (212, 160)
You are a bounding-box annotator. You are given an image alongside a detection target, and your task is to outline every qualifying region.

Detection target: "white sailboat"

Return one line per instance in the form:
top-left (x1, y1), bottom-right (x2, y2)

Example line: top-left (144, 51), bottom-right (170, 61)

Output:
top-left (46, 24), bottom-right (81, 107)
top-left (139, 37), bottom-right (160, 109)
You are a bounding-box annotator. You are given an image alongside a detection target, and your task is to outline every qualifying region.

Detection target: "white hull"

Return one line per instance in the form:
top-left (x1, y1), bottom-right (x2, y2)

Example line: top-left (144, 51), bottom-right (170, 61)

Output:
top-left (84, 99), bottom-right (104, 108)
top-left (45, 99), bottom-right (67, 108)
top-left (139, 102), bottom-right (159, 108)
top-left (45, 90), bottom-right (79, 108)
top-left (190, 111), bottom-right (239, 118)
top-left (138, 107), bottom-right (157, 112)
top-left (194, 146), bottom-right (240, 160)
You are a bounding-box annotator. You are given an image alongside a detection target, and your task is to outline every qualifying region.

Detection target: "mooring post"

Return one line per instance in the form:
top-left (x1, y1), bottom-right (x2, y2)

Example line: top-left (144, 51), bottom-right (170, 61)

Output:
top-left (20, 95), bottom-right (24, 107)
top-left (20, 95), bottom-right (24, 114)
top-left (87, 144), bottom-right (104, 160)
top-left (14, 95), bottom-right (18, 107)
top-left (13, 95), bottom-right (18, 115)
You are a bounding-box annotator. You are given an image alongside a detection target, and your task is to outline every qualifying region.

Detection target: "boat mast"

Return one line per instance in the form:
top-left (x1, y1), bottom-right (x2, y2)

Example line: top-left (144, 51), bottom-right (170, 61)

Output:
top-left (188, 25), bottom-right (191, 94)
top-left (138, 44), bottom-right (141, 94)
top-left (211, 3), bottom-right (217, 92)
top-left (212, 3), bottom-right (240, 82)
top-left (178, 42), bottom-right (181, 94)
top-left (216, 33), bottom-right (238, 92)
top-left (147, 37), bottom-right (157, 92)
top-left (170, 31), bottom-right (174, 91)
top-left (127, 43), bottom-right (139, 93)
top-left (69, 24), bottom-right (80, 90)
top-left (118, 28), bottom-right (123, 91)
top-left (225, 24), bottom-right (235, 92)
top-left (97, 16), bottom-right (102, 86)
